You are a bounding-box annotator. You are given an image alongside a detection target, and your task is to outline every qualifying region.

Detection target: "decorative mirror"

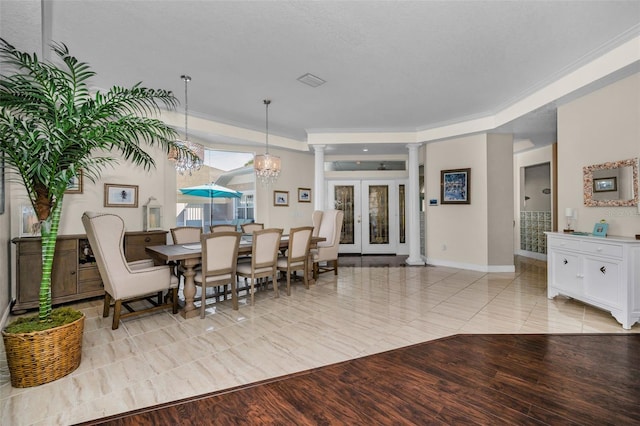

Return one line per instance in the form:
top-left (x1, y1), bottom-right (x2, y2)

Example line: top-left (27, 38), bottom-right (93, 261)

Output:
top-left (583, 157), bottom-right (639, 207)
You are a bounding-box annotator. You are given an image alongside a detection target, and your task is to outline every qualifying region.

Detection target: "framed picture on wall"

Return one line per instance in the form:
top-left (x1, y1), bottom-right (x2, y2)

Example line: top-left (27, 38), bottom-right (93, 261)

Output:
top-left (441, 168), bottom-right (471, 204)
top-left (65, 170), bottom-right (83, 194)
top-left (274, 190), bottom-right (289, 206)
top-left (298, 188), bottom-right (311, 203)
top-left (104, 183), bottom-right (139, 207)
top-left (593, 176), bottom-right (617, 192)
top-left (20, 204), bottom-right (40, 236)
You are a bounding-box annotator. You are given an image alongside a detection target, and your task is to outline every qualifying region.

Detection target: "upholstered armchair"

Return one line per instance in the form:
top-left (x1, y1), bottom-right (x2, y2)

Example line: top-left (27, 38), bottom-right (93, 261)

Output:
top-left (311, 210), bottom-right (344, 280)
top-left (82, 212), bottom-right (178, 329)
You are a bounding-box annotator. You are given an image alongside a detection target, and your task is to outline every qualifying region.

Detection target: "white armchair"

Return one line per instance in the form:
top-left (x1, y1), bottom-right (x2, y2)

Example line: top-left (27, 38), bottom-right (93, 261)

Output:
top-left (82, 212), bottom-right (178, 329)
top-left (311, 209), bottom-right (344, 280)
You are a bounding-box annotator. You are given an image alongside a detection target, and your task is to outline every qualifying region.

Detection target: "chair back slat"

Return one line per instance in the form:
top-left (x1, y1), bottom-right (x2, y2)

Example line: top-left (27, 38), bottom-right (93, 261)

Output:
top-left (288, 226), bottom-right (314, 262)
top-left (201, 232), bottom-right (241, 276)
top-left (252, 228), bottom-right (283, 268)
top-left (170, 226), bottom-right (202, 244)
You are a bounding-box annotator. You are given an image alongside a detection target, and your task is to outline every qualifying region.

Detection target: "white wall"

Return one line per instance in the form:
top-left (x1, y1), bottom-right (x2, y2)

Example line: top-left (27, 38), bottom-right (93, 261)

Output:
top-left (558, 72), bottom-right (640, 236)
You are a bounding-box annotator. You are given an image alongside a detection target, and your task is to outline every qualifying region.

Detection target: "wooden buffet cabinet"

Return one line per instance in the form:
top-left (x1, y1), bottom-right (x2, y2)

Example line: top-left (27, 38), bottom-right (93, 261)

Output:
top-left (11, 230), bottom-right (167, 313)
top-left (546, 232), bottom-right (640, 329)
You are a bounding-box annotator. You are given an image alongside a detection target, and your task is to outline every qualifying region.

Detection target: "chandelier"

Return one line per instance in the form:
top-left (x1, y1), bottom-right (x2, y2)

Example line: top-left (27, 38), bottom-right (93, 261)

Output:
top-left (168, 75), bottom-right (204, 175)
top-left (254, 99), bottom-right (281, 185)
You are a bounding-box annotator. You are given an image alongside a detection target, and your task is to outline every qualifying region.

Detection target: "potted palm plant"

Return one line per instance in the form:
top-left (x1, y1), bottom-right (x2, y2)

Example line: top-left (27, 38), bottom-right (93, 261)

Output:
top-left (0, 38), bottom-right (193, 387)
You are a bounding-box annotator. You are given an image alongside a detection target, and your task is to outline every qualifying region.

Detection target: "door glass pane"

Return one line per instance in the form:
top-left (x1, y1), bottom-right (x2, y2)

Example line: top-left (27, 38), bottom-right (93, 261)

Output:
top-left (368, 185), bottom-right (389, 244)
top-left (335, 185), bottom-right (354, 244)
top-left (399, 184), bottom-right (405, 244)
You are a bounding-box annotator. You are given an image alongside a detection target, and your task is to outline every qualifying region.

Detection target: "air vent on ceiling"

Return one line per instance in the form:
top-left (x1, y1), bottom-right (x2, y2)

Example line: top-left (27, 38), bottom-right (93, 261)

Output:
top-left (297, 73), bottom-right (326, 88)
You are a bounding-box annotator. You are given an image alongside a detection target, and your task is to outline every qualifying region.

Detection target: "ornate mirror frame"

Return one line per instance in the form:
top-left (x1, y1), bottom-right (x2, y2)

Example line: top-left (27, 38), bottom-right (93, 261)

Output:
top-left (583, 157), bottom-right (639, 207)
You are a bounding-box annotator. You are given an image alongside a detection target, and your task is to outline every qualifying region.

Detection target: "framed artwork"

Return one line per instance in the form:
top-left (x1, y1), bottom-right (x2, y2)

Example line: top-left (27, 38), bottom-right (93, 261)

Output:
top-left (441, 168), bottom-right (471, 204)
top-left (20, 204), bottom-right (40, 236)
top-left (298, 187), bottom-right (311, 203)
top-left (593, 177), bottom-right (617, 193)
top-left (274, 190), bottom-right (289, 206)
top-left (592, 222), bottom-right (608, 237)
top-left (65, 170), bottom-right (83, 194)
top-left (104, 183), bottom-right (139, 207)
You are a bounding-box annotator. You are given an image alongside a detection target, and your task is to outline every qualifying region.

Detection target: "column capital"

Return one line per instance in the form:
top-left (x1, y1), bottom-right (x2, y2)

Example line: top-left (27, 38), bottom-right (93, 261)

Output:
top-left (312, 144), bottom-right (326, 153)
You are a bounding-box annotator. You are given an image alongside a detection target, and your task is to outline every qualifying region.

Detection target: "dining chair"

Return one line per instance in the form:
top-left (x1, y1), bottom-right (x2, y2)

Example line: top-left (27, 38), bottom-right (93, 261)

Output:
top-left (193, 231), bottom-right (242, 317)
top-left (241, 222), bottom-right (264, 234)
top-left (210, 224), bottom-right (237, 233)
top-left (170, 226), bottom-right (202, 244)
top-left (82, 212), bottom-right (178, 329)
top-left (170, 226), bottom-right (203, 282)
top-left (236, 228), bottom-right (283, 306)
top-left (276, 226), bottom-right (314, 296)
top-left (311, 209), bottom-right (344, 280)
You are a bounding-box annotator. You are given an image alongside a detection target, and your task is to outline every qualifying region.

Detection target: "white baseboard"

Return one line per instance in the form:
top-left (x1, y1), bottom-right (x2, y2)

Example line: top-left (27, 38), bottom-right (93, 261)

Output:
top-left (516, 249), bottom-right (547, 261)
top-left (426, 258), bottom-right (515, 273)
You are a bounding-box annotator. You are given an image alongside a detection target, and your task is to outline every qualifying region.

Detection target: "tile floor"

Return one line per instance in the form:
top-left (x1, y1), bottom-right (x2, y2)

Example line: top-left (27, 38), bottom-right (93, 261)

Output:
top-left (1, 256), bottom-right (638, 425)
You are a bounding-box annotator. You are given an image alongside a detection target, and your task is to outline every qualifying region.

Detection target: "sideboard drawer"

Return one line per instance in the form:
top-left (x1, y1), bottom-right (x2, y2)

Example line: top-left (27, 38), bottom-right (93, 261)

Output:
top-left (547, 237), bottom-right (580, 251)
top-left (580, 241), bottom-right (623, 259)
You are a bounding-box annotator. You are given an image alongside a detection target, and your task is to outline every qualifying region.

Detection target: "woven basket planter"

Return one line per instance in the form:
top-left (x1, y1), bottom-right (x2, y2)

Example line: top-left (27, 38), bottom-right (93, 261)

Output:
top-left (2, 313), bottom-right (85, 388)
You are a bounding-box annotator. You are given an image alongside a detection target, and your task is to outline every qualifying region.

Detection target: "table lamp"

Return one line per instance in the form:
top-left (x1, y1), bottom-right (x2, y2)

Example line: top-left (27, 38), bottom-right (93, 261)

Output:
top-left (564, 208), bottom-right (574, 233)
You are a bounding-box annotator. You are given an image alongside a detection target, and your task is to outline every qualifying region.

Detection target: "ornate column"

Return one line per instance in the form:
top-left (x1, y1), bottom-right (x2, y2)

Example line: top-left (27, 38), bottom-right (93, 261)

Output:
top-left (313, 145), bottom-right (326, 211)
top-left (406, 143), bottom-right (425, 265)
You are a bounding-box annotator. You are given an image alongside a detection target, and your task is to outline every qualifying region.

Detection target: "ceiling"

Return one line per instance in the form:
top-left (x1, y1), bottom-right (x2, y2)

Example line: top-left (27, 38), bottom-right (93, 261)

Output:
top-left (4, 1), bottom-right (640, 156)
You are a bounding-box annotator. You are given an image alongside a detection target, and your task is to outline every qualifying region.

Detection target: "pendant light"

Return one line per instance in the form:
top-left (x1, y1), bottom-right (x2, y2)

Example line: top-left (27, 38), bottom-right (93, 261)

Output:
top-left (168, 75), bottom-right (204, 175)
top-left (254, 99), bottom-right (281, 185)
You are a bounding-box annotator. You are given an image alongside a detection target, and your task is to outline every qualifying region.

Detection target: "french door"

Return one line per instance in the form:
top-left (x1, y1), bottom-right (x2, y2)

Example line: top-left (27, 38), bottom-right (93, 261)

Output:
top-left (328, 180), bottom-right (407, 254)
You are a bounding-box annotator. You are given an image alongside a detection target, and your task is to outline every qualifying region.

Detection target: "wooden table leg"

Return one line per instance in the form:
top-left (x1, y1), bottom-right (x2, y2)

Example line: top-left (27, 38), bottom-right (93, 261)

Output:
top-left (180, 258), bottom-right (200, 319)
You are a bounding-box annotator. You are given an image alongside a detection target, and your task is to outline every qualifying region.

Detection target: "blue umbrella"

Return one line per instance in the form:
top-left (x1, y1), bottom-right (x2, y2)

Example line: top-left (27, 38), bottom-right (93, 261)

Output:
top-left (179, 183), bottom-right (242, 227)
top-left (179, 183), bottom-right (242, 199)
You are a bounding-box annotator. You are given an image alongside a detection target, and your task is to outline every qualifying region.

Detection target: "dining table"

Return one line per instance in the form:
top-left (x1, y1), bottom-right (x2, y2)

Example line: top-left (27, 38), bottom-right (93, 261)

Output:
top-left (146, 234), bottom-right (325, 318)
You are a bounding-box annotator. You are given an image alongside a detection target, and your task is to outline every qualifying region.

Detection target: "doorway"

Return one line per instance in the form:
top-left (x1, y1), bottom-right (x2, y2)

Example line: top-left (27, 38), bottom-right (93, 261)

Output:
top-left (328, 180), bottom-right (407, 254)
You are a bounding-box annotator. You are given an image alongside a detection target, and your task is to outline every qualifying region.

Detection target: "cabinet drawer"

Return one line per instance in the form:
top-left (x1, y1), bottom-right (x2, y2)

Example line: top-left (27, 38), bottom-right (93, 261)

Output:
top-left (547, 237), bottom-right (579, 251)
top-left (580, 241), bottom-right (623, 259)
top-left (78, 279), bottom-right (103, 293)
top-left (78, 266), bottom-right (101, 281)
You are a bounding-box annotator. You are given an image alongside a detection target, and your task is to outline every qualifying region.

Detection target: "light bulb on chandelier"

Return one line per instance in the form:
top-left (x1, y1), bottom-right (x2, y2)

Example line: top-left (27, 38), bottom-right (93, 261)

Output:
top-left (168, 75), bottom-right (204, 175)
top-left (254, 99), bottom-right (281, 185)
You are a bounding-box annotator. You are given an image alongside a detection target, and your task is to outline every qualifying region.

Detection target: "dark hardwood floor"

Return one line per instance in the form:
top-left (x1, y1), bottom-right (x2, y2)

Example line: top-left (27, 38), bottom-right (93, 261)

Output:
top-left (78, 334), bottom-right (640, 425)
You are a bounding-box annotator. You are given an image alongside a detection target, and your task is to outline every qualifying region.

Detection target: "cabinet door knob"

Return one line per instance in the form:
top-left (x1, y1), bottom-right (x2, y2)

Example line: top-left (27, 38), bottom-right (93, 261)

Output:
top-left (70, 271), bottom-right (76, 275)
top-left (596, 247), bottom-right (603, 252)
top-left (144, 237), bottom-right (151, 242)
top-left (563, 258), bottom-right (568, 265)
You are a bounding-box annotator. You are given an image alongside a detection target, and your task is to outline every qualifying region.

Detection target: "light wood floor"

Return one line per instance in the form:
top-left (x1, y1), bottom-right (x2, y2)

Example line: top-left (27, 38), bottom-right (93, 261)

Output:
top-left (1, 256), bottom-right (638, 425)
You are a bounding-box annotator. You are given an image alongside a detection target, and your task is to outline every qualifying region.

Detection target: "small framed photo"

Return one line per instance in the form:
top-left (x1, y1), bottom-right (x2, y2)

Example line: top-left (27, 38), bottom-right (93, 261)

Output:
top-left (298, 188), bottom-right (311, 203)
top-left (593, 177), bottom-right (617, 193)
top-left (441, 168), bottom-right (471, 204)
top-left (65, 170), bottom-right (83, 194)
top-left (274, 190), bottom-right (289, 207)
top-left (20, 204), bottom-right (40, 236)
top-left (592, 222), bottom-right (608, 237)
top-left (104, 184), bottom-right (139, 208)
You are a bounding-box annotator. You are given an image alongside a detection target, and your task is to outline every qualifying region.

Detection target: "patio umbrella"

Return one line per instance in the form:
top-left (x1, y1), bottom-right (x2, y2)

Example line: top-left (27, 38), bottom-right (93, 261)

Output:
top-left (179, 183), bottom-right (242, 199)
top-left (179, 183), bottom-right (242, 227)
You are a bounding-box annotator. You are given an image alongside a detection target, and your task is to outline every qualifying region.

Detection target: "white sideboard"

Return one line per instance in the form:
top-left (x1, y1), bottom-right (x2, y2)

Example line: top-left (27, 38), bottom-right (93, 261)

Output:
top-left (546, 232), bottom-right (640, 329)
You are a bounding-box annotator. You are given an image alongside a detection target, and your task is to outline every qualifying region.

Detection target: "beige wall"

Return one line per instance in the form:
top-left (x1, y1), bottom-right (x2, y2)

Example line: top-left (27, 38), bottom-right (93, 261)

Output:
top-left (426, 134), bottom-right (490, 270)
top-left (557, 72), bottom-right (640, 236)
top-left (487, 133), bottom-right (515, 267)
